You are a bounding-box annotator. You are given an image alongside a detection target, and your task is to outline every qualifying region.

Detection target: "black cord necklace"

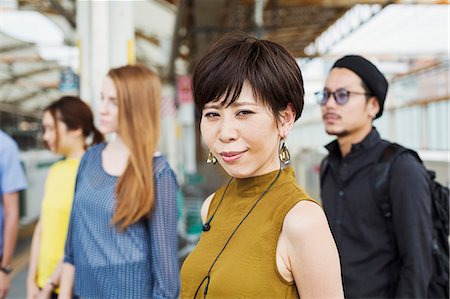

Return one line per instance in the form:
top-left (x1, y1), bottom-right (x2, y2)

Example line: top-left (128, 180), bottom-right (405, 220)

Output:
top-left (193, 166), bottom-right (283, 299)
top-left (202, 177), bottom-right (233, 232)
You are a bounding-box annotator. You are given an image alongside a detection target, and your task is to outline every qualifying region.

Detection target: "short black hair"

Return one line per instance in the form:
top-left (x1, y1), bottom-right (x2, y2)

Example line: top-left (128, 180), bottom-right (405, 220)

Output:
top-left (192, 32), bottom-right (304, 122)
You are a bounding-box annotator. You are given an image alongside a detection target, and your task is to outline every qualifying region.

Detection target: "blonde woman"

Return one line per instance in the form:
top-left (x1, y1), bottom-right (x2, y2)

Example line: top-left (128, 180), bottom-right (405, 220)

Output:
top-left (59, 65), bottom-right (179, 299)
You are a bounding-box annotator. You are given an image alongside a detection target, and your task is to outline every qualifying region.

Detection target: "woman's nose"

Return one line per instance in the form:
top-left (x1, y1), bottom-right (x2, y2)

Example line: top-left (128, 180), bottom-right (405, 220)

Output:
top-left (42, 130), bottom-right (49, 141)
top-left (98, 101), bottom-right (107, 114)
top-left (218, 117), bottom-right (238, 143)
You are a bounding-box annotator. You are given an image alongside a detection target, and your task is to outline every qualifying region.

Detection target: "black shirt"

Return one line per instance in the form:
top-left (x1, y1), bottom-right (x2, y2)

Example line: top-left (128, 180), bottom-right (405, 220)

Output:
top-left (321, 128), bottom-right (433, 298)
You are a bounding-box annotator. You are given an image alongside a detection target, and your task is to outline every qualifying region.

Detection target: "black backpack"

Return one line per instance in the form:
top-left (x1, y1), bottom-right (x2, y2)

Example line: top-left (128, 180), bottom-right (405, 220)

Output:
top-left (372, 143), bottom-right (449, 299)
top-left (320, 143), bottom-right (449, 298)
top-left (320, 143), bottom-right (450, 298)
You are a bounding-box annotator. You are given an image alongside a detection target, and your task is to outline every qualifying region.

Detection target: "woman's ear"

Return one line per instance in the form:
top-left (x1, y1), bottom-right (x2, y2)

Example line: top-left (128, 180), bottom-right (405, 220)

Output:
top-left (71, 127), bottom-right (84, 138)
top-left (278, 103), bottom-right (296, 138)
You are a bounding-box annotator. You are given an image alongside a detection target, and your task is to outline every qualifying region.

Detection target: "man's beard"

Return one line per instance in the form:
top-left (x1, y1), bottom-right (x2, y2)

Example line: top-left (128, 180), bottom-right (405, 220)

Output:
top-left (325, 128), bottom-right (349, 138)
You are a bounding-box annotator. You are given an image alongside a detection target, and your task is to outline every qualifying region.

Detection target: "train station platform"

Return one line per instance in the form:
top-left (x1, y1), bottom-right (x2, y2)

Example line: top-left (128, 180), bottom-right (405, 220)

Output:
top-left (8, 161), bottom-right (229, 298)
top-left (9, 222), bottom-right (35, 298)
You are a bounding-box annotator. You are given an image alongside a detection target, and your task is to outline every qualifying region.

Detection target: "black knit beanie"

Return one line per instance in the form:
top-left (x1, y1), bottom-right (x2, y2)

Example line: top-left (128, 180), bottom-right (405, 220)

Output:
top-left (332, 55), bottom-right (388, 119)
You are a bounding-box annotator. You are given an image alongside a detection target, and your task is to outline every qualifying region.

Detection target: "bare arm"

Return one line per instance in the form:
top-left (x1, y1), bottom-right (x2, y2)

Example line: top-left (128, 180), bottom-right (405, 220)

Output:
top-left (284, 201), bottom-right (344, 298)
top-left (0, 192), bottom-right (20, 299)
top-left (27, 221), bottom-right (42, 299)
top-left (1, 192), bottom-right (19, 267)
top-left (38, 259), bottom-right (65, 299)
top-left (58, 263), bottom-right (74, 299)
top-left (48, 260), bottom-right (64, 286)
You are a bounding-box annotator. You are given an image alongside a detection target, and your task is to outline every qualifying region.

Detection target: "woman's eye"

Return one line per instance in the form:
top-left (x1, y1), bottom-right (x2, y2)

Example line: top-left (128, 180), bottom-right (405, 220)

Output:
top-left (42, 126), bottom-right (53, 133)
top-left (237, 110), bottom-right (254, 117)
top-left (204, 112), bottom-right (219, 118)
top-left (107, 97), bottom-right (118, 106)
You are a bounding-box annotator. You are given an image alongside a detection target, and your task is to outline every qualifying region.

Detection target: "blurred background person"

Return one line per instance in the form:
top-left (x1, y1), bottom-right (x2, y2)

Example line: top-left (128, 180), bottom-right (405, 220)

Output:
top-left (181, 32), bottom-right (343, 298)
top-left (0, 130), bottom-right (27, 299)
top-left (59, 65), bottom-right (180, 299)
top-left (318, 55), bottom-right (433, 298)
top-left (26, 96), bottom-right (103, 299)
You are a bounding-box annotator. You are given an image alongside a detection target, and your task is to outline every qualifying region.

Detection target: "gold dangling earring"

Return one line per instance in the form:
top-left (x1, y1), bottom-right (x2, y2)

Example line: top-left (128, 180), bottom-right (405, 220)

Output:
top-left (206, 151), bottom-right (218, 165)
top-left (279, 138), bottom-right (290, 165)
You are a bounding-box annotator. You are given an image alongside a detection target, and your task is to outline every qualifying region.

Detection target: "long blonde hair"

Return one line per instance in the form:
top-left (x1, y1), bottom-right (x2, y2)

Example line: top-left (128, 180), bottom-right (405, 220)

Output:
top-left (107, 65), bottom-right (161, 230)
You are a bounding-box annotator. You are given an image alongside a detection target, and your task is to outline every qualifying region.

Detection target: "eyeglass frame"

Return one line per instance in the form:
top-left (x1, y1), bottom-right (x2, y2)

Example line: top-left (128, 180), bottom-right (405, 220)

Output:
top-left (315, 88), bottom-right (372, 106)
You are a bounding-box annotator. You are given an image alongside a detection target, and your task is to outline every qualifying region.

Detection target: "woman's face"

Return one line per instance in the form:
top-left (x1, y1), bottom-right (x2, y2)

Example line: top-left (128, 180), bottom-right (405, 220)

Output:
top-left (42, 111), bottom-right (72, 155)
top-left (200, 84), bottom-right (283, 178)
top-left (99, 76), bottom-right (119, 135)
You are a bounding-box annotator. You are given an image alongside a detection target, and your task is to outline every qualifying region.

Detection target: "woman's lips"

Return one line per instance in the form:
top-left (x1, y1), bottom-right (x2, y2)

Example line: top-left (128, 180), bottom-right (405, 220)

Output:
top-left (220, 151), bottom-right (246, 163)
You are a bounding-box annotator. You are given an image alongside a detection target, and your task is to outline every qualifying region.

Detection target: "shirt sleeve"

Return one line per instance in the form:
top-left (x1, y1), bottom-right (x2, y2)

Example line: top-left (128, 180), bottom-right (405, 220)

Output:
top-left (390, 153), bottom-right (433, 298)
top-left (63, 203), bottom-right (75, 265)
top-left (0, 139), bottom-right (27, 194)
top-left (150, 166), bottom-right (180, 299)
top-left (63, 157), bottom-right (85, 265)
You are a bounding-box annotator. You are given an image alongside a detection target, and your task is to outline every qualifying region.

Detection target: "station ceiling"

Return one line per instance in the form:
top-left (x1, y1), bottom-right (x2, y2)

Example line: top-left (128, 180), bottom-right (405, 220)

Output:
top-left (174, 0), bottom-right (382, 68)
top-left (1, 0), bottom-right (447, 116)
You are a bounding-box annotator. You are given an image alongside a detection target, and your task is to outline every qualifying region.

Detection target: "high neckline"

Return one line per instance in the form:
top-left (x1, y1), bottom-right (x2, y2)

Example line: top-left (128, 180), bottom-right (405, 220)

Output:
top-left (232, 167), bottom-right (295, 198)
top-left (325, 127), bottom-right (381, 159)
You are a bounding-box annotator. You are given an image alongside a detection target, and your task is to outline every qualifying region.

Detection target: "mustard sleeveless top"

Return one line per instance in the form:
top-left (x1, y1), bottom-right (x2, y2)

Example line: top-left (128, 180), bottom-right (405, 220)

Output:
top-left (180, 167), bottom-right (319, 298)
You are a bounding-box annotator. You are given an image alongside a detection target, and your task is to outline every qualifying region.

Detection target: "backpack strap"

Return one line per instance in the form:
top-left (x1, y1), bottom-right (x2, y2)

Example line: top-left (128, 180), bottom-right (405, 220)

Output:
top-left (372, 143), bottom-right (422, 219)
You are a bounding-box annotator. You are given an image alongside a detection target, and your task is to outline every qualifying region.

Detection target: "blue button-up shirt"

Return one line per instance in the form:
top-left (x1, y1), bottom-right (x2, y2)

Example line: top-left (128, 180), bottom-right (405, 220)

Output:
top-left (0, 130), bottom-right (27, 257)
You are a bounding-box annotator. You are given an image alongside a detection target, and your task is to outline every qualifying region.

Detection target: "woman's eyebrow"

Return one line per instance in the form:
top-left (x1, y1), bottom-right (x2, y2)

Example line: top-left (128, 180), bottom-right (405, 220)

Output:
top-left (204, 101), bottom-right (257, 109)
top-left (231, 101), bottom-right (257, 107)
top-left (203, 103), bottom-right (221, 109)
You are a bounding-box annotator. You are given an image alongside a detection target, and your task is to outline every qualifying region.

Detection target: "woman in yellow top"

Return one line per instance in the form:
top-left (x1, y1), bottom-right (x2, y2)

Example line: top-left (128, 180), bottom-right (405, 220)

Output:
top-left (26, 96), bottom-right (103, 299)
top-left (180, 32), bottom-right (344, 298)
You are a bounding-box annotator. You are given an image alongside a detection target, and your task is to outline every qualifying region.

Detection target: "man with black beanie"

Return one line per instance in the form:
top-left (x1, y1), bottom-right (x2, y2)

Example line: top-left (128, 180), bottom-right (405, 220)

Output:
top-left (318, 55), bottom-right (433, 298)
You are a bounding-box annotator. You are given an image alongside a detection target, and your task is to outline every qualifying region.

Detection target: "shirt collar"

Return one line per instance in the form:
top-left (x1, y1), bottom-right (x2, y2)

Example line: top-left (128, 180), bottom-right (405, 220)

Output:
top-left (325, 127), bottom-right (381, 157)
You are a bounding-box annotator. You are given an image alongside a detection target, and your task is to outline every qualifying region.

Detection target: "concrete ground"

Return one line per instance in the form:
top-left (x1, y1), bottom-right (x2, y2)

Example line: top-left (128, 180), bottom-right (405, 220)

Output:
top-left (9, 266), bottom-right (27, 299)
top-left (8, 234), bottom-right (32, 299)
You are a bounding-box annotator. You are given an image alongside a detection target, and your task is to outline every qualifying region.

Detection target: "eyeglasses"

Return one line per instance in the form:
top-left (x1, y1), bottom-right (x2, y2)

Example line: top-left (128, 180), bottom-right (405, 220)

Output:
top-left (315, 88), bottom-right (372, 106)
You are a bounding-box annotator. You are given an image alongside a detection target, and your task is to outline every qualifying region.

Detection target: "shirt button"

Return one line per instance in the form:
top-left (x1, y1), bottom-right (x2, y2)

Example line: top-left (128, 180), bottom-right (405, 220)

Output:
top-left (336, 219), bottom-right (342, 225)
top-left (339, 190), bottom-right (344, 197)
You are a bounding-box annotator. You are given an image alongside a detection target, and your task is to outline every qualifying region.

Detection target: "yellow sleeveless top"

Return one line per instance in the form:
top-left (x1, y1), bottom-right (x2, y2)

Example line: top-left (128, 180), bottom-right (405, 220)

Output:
top-left (37, 158), bottom-right (80, 290)
top-left (180, 167), bottom-right (319, 298)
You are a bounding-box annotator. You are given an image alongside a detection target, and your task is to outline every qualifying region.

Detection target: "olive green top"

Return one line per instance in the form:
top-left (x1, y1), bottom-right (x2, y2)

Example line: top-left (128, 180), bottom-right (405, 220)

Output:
top-left (180, 167), bottom-right (319, 298)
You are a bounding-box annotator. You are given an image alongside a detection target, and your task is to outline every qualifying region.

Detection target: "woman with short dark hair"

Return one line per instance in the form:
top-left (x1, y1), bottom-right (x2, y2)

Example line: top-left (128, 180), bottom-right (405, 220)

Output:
top-left (181, 32), bottom-right (344, 298)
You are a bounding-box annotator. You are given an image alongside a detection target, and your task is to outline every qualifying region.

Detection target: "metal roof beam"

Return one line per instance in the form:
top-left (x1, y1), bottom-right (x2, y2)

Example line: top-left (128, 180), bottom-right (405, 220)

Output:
top-left (0, 66), bottom-right (60, 88)
top-left (6, 89), bottom-right (54, 105)
top-left (0, 43), bottom-right (35, 54)
top-left (0, 102), bottom-right (41, 117)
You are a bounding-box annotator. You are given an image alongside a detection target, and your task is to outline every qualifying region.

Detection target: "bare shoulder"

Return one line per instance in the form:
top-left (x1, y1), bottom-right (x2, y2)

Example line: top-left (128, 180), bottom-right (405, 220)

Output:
top-left (281, 201), bottom-right (344, 298)
top-left (200, 193), bottom-right (215, 223)
top-left (283, 200), bottom-right (329, 241)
